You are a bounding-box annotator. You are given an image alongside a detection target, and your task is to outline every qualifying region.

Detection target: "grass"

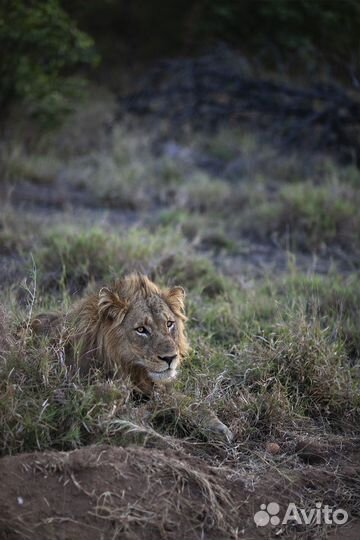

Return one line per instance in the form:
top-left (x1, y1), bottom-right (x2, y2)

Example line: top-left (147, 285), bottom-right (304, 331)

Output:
top-left (2, 95), bottom-right (359, 257)
top-left (278, 271), bottom-right (360, 359)
top-left (243, 315), bottom-right (359, 421)
top-left (35, 224), bottom-right (187, 292)
top-left (1, 99), bottom-right (360, 536)
top-left (89, 157), bottom-right (148, 209)
top-left (196, 127), bottom-right (259, 164)
top-left (0, 205), bottom-right (37, 254)
top-left (238, 180), bottom-right (360, 252)
top-left (1, 107), bottom-right (359, 457)
top-left (179, 172), bottom-right (232, 212)
top-left (1, 225), bottom-right (360, 457)
top-left (2, 145), bottom-right (61, 185)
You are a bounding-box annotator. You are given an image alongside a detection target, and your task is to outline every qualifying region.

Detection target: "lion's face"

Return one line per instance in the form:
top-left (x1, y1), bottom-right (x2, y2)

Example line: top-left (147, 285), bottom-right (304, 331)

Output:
top-left (96, 275), bottom-right (188, 385)
top-left (116, 294), bottom-right (181, 381)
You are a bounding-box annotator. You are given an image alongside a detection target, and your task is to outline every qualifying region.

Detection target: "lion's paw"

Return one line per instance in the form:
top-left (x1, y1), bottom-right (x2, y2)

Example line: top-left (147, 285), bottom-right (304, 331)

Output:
top-left (203, 417), bottom-right (234, 443)
top-left (211, 421), bottom-right (234, 443)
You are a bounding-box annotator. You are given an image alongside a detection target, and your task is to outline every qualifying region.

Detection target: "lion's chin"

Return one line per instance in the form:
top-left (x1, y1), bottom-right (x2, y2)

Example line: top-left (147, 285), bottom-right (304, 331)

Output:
top-left (147, 368), bottom-right (177, 382)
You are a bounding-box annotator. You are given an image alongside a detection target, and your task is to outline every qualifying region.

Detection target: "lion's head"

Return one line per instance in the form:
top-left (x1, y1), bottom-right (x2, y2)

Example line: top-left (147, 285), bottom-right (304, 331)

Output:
top-left (72, 274), bottom-right (188, 391)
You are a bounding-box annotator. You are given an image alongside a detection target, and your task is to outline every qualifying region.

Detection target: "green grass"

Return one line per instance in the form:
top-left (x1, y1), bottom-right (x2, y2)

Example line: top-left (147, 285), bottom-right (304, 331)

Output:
top-left (278, 271), bottom-right (360, 358)
top-left (2, 236), bottom-right (360, 456)
top-left (240, 180), bottom-right (360, 252)
top-left (243, 315), bottom-right (359, 421)
top-left (0, 206), bottom-right (37, 254)
top-left (3, 98), bottom-right (359, 259)
top-left (180, 172), bottom-right (232, 212)
top-left (33, 221), bottom-right (238, 297)
top-left (2, 147), bottom-right (60, 185)
top-left (196, 127), bottom-right (258, 163)
top-left (35, 225), bottom-right (187, 292)
top-left (0, 334), bottom-right (135, 454)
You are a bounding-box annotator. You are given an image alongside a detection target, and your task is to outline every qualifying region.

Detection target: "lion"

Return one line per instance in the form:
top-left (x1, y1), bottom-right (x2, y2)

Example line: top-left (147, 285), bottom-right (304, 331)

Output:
top-left (32, 273), bottom-right (233, 441)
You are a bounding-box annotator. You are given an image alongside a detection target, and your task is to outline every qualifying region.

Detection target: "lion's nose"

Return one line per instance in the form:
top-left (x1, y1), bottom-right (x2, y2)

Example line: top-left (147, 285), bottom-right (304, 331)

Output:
top-left (158, 354), bottom-right (177, 367)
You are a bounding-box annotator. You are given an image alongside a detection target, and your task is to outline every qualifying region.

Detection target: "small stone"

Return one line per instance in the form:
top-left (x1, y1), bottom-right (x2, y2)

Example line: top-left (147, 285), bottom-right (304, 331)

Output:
top-left (266, 442), bottom-right (280, 455)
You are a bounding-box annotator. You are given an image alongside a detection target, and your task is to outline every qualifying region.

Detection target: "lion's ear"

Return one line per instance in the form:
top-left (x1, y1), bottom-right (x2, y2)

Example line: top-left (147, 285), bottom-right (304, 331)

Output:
top-left (98, 287), bottom-right (128, 323)
top-left (165, 286), bottom-right (186, 320)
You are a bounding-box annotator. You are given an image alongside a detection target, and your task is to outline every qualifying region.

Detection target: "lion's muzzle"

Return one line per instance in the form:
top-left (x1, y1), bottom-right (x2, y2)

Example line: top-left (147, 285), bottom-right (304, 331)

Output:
top-left (158, 354), bottom-right (177, 367)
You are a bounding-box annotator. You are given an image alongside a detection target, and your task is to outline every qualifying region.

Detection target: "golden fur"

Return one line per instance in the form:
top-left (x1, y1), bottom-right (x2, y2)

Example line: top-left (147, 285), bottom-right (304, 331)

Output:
top-left (33, 274), bottom-right (188, 394)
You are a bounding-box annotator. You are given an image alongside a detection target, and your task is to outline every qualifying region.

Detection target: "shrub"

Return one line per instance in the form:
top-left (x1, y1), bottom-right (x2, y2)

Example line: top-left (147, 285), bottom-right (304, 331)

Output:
top-left (0, 0), bottom-right (97, 121)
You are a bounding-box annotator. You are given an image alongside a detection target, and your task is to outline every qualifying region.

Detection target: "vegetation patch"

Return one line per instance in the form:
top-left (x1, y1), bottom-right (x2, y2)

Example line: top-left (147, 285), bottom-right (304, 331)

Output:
top-left (2, 145), bottom-right (61, 184)
top-left (35, 225), bottom-right (187, 292)
top-left (0, 206), bottom-right (37, 254)
top-left (242, 315), bottom-right (359, 425)
top-left (2, 252), bottom-right (359, 457)
top-left (241, 181), bottom-right (360, 252)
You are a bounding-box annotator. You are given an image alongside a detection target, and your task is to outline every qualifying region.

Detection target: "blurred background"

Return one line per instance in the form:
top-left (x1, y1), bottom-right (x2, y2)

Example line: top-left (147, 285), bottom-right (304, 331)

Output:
top-left (1, 0), bottom-right (360, 286)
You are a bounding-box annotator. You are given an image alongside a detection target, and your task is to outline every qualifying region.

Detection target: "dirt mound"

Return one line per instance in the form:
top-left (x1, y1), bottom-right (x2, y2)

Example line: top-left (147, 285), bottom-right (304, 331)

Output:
top-left (1, 445), bottom-right (359, 540)
top-left (0, 445), bottom-right (247, 540)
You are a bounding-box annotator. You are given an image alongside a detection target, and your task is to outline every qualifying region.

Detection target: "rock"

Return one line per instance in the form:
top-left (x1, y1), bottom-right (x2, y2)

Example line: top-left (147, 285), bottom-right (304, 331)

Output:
top-left (266, 442), bottom-right (281, 455)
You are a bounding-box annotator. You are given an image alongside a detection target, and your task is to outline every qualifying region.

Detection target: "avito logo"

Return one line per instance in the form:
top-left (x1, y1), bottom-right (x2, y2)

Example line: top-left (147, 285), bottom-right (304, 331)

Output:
top-left (254, 502), bottom-right (348, 527)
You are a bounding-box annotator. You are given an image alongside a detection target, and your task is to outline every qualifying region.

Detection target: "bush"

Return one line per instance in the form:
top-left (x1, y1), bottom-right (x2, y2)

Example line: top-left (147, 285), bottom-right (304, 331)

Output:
top-left (0, 0), bottom-right (97, 122)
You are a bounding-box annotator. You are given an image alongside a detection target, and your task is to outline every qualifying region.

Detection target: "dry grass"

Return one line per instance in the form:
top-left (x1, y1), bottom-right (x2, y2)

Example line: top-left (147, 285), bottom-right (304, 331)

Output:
top-left (242, 180), bottom-right (360, 252)
top-left (2, 145), bottom-right (61, 185)
top-left (1, 93), bottom-right (360, 538)
top-left (0, 205), bottom-right (38, 254)
top-left (1, 240), bottom-right (360, 461)
top-left (35, 225), bottom-right (186, 293)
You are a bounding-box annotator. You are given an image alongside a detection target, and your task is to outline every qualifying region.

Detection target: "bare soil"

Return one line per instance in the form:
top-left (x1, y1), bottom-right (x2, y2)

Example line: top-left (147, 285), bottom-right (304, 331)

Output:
top-left (1, 444), bottom-right (360, 540)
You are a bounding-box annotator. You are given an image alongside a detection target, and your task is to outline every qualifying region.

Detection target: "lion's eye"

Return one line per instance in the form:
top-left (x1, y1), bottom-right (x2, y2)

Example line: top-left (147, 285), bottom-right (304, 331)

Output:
top-left (135, 326), bottom-right (148, 335)
top-left (167, 321), bottom-right (175, 329)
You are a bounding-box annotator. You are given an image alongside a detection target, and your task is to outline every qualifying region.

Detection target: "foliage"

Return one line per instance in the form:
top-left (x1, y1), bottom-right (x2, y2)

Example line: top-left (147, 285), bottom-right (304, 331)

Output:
top-left (201, 0), bottom-right (360, 71)
top-left (0, 0), bottom-right (97, 122)
top-left (61, 1), bottom-right (360, 75)
top-left (2, 0), bottom-right (360, 121)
